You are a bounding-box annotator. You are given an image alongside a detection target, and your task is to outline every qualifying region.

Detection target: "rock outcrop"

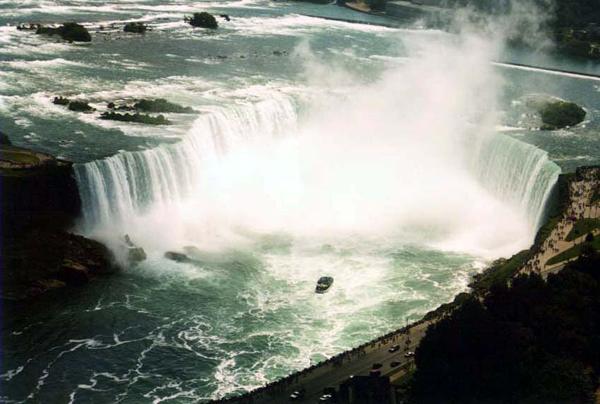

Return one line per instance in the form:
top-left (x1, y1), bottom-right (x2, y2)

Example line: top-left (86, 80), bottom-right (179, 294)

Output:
top-left (35, 22), bottom-right (92, 42)
top-left (185, 12), bottom-right (219, 29)
top-left (124, 22), bottom-right (147, 34)
top-left (538, 100), bottom-right (586, 130)
top-left (0, 131), bottom-right (11, 145)
top-left (53, 97), bottom-right (94, 112)
top-left (124, 235), bottom-right (147, 265)
top-left (1, 140), bottom-right (115, 300)
top-left (100, 111), bottom-right (171, 125)
top-left (68, 100), bottom-right (94, 112)
top-left (133, 98), bottom-right (194, 113)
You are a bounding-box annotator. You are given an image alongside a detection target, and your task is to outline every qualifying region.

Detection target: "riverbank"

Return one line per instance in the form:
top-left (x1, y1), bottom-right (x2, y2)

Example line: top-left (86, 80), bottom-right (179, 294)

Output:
top-left (0, 134), bottom-right (117, 300)
top-left (212, 165), bottom-right (599, 403)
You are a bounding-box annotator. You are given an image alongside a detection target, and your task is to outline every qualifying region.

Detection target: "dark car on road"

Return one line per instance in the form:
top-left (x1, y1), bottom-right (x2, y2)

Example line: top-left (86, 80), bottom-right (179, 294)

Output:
top-left (290, 388), bottom-right (305, 400)
top-left (388, 344), bottom-right (400, 353)
top-left (319, 387), bottom-right (337, 402)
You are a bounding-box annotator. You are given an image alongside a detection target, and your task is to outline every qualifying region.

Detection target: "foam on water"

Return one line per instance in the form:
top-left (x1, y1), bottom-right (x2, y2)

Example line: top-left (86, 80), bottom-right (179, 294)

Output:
top-left (0, 1), bottom-right (575, 401)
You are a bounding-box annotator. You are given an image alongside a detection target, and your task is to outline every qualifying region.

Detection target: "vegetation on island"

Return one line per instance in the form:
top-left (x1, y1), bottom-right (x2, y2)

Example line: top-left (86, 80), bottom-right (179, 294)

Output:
top-left (100, 111), bottom-right (171, 125)
top-left (185, 12), bottom-right (218, 29)
top-left (53, 97), bottom-right (94, 113)
top-left (539, 100), bottom-right (586, 130)
top-left (67, 100), bottom-right (94, 112)
top-left (35, 22), bottom-right (91, 42)
top-left (53, 97), bottom-right (191, 124)
top-left (411, 248), bottom-right (600, 403)
top-left (133, 98), bottom-right (194, 113)
top-left (124, 22), bottom-right (147, 34)
top-left (108, 99), bottom-right (193, 113)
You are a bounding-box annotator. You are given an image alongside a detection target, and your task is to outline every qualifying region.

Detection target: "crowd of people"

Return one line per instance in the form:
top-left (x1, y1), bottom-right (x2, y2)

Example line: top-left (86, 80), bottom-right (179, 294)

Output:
top-left (523, 166), bottom-right (599, 275)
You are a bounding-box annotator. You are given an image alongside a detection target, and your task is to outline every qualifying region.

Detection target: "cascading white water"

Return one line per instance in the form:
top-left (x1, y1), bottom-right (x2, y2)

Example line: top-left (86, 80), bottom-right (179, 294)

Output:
top-left (472, 134), bottom-right (560, 232)
top-left (74, 95), bottom-right (299, 234)
top-left (74, 35), bottom-right (561, 260)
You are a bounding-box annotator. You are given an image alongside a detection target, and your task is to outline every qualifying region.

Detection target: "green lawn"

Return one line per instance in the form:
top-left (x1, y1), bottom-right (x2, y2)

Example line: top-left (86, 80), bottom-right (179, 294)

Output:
top-left (566, 218), bottom-right (600, 241)
top-left (470, 250), bottom-right (530, 291)
top-left (547, 237), bottom-right (600, 266)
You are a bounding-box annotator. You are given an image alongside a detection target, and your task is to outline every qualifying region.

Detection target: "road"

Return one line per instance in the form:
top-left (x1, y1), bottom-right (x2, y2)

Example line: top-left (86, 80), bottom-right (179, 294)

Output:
top-left (225, 321), bottom-right (432, 403)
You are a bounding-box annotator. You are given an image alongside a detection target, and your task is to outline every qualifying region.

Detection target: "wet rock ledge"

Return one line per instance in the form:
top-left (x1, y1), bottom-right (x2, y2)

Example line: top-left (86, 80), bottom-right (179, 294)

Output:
top-left (0, 132), bottom-right (116, 300)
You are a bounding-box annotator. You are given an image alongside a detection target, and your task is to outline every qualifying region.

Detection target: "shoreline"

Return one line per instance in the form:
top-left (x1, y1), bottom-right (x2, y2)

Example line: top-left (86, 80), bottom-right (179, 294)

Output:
top-left (211, 165), bottom-right (600, 403)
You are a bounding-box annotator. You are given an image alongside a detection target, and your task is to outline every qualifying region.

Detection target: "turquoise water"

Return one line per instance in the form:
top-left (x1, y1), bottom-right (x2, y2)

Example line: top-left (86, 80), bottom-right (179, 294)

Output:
top-left (0, 0), bottom-right (597, 402)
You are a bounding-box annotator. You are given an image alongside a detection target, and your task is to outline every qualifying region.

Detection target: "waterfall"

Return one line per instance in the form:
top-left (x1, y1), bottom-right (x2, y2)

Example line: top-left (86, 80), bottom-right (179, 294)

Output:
top-left (74, 95), bottom-right (299, 232)
top-left (472, 134), bottom-right (561, 232)
top-left (74, 94), bottom-right (560, 254)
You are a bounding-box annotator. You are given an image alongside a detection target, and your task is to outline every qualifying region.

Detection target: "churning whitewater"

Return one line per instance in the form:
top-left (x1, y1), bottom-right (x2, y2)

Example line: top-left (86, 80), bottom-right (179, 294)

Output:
top-left (6, 0), bottom-right (592, 401)
top-left (74, 37), bottom-right (560, 260)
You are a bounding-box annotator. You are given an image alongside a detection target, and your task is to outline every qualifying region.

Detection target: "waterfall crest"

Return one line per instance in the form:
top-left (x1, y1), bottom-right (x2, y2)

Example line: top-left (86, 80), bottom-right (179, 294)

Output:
top-left (472, 134), bottom-right (560, 232)
top-left (74, 96), bottom-right (560, 257)
top-left (74, 96), bottom-right (299, 232)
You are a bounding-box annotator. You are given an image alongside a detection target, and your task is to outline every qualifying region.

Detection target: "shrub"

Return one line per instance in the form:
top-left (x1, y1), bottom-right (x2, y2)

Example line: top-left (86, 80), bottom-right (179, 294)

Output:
top-left (133, 98), bottom-right (193, 113)
top-left (68, 101), bottom-right (94, 112)
top-left (186, 12), bottom-right (218, 29)
top-left (37, 23), bottom-right (91, 42)
top-left (539, 101), bottom-right (586, 130)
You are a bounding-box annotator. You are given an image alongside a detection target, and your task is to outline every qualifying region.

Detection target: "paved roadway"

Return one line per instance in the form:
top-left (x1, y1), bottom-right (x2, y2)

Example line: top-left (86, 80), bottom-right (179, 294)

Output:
top-left (242, 322), bottom-right (431, 403)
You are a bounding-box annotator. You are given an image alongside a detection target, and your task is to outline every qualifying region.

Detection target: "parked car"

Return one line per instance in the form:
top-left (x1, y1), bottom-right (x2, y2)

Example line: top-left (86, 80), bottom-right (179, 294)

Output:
top-left (388, 344), bottom-right (400, 353)
top-left (404, 351), bottom-right (415, 358)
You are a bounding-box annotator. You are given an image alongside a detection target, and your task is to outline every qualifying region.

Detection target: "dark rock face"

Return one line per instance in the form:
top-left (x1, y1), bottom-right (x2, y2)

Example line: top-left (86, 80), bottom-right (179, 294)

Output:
top-left (0, 131), bottom-right (11, 145)
top-left (53, 96), bottom-right (70, 106)
top-left (1, 141), bottom-right (116, 300)
top-left (53, 97), bottom-right (94, 112)
top-left (164, 251), bottom-right (191, 263)
top-left (100, 111), bottom-right (171, 125)
top-left (124, 235), bottom-right (147, 264)
top-left (133, 98), bottom-right (194, 113)
top-left (539, 101), bottom-right (586, 130)
top-left (36, 22), bottom-right (92, 42)
top-left (0, 146), bottom-right (81, 232)
top-left (68, 100), bottom-right (94, 112)
top-left (124, 22), bottom-right (147, 34)
top-left (3, 230), bottom-right (115, 299)
top-left (186, 12), bottom-right (218, 29)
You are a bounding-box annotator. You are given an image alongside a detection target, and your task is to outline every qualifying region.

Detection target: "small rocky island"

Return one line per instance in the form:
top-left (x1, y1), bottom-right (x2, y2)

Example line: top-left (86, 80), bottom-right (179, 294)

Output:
top-left (51, 97), bottom-right (194, 125)
top-left (521, 95), bottom-right (587, 130)
top-left (0, 132), bottom-right (115, 300)
top-left (186, 12), bottom-right (219, 29)
top-left (18, 22), bottom-right (92, 42)
top-left (538, 100), bottom-right (586, 130)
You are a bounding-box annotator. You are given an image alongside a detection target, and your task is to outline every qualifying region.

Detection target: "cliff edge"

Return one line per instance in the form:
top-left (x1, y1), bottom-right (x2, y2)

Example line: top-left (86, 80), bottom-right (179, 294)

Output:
top-left (0, 132), bottom-right (116, 300)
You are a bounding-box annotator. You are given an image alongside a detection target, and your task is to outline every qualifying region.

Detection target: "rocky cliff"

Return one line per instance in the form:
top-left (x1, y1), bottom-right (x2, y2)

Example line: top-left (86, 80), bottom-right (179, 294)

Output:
top-left (0, 133), bottom-right (116, 300)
